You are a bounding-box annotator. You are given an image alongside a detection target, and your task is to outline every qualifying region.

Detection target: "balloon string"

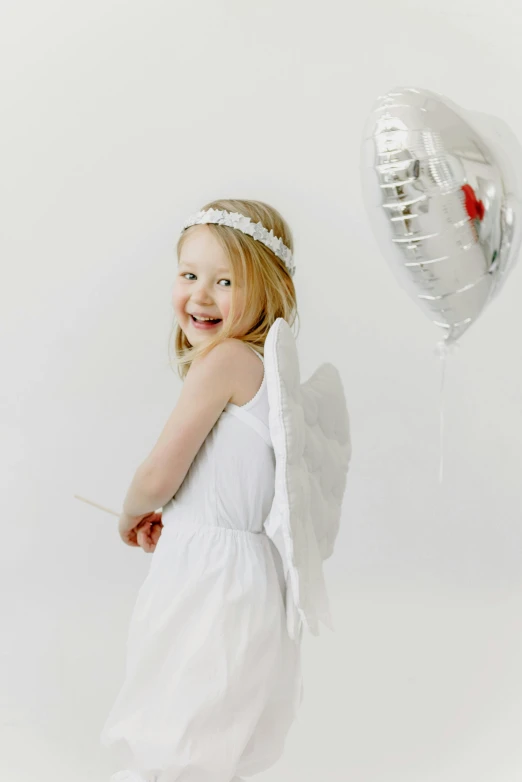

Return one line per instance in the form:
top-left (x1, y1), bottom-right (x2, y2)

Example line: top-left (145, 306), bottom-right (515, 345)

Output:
top-left (435, 338), bottom-right (459, 484)
top-left (439, 347), bottom-right (447, 484)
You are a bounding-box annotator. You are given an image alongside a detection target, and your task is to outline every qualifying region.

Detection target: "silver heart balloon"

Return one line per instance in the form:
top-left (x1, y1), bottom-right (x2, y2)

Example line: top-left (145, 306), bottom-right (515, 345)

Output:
top-left (361, 86), bottom-right (522, 343)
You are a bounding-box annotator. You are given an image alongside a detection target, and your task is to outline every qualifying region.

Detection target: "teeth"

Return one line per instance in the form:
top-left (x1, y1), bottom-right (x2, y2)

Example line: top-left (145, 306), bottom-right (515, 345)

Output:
top-left (193, 315), bottom-right (218, 322)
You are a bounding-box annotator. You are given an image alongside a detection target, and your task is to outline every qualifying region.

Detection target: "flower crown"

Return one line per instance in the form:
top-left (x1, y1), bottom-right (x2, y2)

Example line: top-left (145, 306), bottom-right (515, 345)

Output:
top-left (181, 208), bottom-right (295, 276)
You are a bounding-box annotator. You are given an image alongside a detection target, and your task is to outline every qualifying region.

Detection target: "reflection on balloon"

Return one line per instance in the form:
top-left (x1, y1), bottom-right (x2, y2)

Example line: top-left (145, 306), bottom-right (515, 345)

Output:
top-left (361, 86), bottom-right (522, 344)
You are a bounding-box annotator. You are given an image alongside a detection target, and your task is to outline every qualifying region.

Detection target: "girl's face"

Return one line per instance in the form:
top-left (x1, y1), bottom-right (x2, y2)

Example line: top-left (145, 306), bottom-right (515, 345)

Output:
top-left (172, 225), bottom-right (248, 345)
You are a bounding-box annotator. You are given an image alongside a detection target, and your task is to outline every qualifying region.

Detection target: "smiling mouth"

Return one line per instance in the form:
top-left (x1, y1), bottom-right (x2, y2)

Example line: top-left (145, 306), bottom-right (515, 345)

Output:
top-left (190, 314), bottom-right (222, 321)
top-left (190, 314), bottom-right (222, 327)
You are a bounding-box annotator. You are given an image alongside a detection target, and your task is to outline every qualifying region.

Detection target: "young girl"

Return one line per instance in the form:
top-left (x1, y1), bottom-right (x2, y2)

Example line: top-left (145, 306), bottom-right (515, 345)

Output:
top-left (100, 198), bottom-right (350, 782)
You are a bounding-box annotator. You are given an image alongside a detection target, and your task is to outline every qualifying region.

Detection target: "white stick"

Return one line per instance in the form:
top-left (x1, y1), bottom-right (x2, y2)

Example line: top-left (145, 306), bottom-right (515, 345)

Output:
top-left (74, 494), bottom-right (120, 517)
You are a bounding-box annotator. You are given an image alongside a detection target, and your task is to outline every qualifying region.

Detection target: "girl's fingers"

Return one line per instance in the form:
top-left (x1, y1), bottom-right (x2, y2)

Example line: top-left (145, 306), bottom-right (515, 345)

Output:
top-left (137, 528), bottom-right (149, 545)
top-left (133, 518), bottom-right (163, 552)
top-left (137, 522), bottom-right (158, 552)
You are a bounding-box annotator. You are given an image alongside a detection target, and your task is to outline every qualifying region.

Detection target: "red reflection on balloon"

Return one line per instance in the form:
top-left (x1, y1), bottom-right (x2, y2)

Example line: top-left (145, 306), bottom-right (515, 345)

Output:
top-left (462, 183), bottom-right (485, 221)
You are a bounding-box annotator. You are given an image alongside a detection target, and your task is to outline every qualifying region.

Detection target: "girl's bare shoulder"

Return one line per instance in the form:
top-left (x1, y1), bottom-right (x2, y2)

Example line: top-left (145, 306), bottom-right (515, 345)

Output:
top-left (226, 338), bottom-right (264, 407)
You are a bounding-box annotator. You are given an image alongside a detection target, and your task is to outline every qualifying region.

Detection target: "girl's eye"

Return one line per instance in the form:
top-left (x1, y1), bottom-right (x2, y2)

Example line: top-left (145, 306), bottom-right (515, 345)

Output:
top-left (182, 273), bottom-right (231, 286)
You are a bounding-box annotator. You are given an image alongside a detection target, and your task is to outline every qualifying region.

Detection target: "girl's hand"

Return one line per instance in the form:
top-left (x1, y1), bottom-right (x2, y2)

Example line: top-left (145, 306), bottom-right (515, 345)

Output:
top-left (118, 511), bottom-right (163, 551)
top-left (136, 513), bottom-right (163, 553)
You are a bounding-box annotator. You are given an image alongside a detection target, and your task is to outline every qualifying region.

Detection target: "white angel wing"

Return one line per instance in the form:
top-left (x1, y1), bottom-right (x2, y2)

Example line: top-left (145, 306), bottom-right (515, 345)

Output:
top-left (263, 318), bottom-right (351, 641)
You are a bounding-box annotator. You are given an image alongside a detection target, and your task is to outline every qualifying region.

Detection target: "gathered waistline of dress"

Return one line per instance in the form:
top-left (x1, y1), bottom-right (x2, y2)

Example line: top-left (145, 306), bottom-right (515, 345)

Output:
top-left (162, 517), bottom-right (267, 540)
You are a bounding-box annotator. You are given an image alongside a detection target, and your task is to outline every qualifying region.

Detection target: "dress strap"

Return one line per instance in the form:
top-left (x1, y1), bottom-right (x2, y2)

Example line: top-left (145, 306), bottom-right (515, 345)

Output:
top-left (222, 406), bottom-right (273, 448)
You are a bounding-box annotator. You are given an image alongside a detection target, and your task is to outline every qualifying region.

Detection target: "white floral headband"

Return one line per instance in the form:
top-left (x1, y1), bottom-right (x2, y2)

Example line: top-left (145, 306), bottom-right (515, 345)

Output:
top-left (181, 208), bottom-right (295, 277)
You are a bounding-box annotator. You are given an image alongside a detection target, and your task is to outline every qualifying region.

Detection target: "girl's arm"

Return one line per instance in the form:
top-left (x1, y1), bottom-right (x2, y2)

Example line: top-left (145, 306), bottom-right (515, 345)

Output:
top-left (122, 465), bottom-right (165, 518)
top-left (122, 339), bottom-right (242, 517)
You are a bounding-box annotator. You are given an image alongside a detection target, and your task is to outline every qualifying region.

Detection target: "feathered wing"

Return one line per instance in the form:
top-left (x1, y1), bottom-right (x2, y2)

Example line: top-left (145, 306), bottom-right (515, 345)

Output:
top-left (263, 319), bottom-right (351, 641)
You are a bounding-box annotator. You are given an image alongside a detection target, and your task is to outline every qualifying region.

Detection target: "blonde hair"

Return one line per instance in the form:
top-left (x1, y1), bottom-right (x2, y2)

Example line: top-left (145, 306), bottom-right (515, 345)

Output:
top-left (169, 198), bottom-right (300, 380)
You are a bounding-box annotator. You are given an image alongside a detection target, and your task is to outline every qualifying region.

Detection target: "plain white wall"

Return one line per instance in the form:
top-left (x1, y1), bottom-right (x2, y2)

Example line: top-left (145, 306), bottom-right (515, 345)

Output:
top-left (2, 1), bottom-right (522, 780)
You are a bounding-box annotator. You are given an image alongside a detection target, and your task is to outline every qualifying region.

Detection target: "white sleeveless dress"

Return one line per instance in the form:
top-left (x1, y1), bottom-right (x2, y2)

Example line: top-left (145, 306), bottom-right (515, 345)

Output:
top-left (100, 346), bottom-right (303, 782)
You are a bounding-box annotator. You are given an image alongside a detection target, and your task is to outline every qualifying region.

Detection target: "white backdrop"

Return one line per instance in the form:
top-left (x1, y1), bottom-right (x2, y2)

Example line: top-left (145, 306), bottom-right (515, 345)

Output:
top-left (2, 1), bottom-right (522, 781)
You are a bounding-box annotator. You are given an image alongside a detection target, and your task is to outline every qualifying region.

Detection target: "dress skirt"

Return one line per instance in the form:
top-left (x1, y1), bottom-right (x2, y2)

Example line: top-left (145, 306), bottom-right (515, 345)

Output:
top-left (100, 518), bottom-right (303, 782)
